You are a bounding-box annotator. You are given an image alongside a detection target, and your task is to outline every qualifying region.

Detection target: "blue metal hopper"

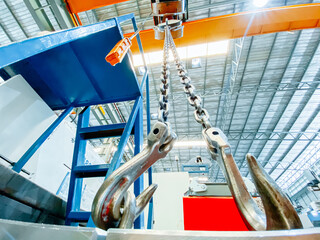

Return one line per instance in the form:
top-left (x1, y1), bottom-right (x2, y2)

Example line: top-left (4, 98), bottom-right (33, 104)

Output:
top-left (0, 14), bottom-right (141, 110)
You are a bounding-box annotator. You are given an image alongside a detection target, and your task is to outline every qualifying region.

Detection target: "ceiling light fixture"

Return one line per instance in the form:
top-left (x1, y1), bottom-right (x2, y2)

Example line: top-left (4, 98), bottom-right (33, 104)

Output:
top-left (253, 0), bottom-right (268, 7)
top-left (191, 58), bottom-right (201, 68)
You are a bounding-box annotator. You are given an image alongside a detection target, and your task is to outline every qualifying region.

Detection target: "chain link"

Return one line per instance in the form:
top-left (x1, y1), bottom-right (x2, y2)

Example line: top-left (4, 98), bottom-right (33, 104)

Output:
top-left (167, 29), bottom-right (212, 129)
top-left (158, 26), bottom-right (171, 122)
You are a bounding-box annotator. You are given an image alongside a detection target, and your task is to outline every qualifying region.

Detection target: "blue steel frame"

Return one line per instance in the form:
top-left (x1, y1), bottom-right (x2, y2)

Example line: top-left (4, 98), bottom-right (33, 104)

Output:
top-left (7, 13), bottom-right (152, 229)
top-left (131, 14), bottom-right (153, 230)
top-left (182, 164), bottom-right (209, 174)
top-left (66, 14), bottom-right (152, 229)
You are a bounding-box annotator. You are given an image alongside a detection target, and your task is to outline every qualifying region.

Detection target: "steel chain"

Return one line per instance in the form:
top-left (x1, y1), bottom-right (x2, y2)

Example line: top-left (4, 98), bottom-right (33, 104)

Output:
top-left (158, 26), bottom-right (171, 122)
top-left (167, 29), bottom-right (212, 129)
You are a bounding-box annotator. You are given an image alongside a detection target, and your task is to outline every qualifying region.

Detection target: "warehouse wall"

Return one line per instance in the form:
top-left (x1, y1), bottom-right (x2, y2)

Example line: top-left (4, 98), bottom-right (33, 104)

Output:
top-left (0, 75), bottom-right (57, 168)
top-left (0, 75), bottom-right (105, 209)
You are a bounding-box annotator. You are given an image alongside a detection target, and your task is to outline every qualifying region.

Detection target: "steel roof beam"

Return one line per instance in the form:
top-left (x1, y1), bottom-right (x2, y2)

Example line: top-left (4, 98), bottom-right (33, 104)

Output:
top-left (3, 0), bottom-right (29, 38)
top-left (114, 4), bottom-right (119, 17)
top-left (231, 33), bottom-right (278, 160)
top-left (214, 45), bottom-right (231, 127)
top-left (241, 30), bottom-right (303, 176)
top-left (218, 37), bottom-right (246, 131)
top-left (175, 131), bottom-right (320, 142)
top-left (267, 102), bottom-right (320, 176)
top-left (220, 37), bottom-right (253, 132)
top-left (23, 0), bottom-right (47, 31)
top-left (227, 131), bottom-right (320, 141)
top-left (214, 2), bottom-right (254, 181)
top-left (0, 23), bottom-right (13, 42)
top-left (275, 130), bottom-right (320, 184)
top-left (135, 0), bottom-right (142, 21)
top-left (47, 0), bottom-right (74, 29)
top-left (145, 79), bottom-right (320, 103)
top-left (218, 2), bottom-right (250, 131)
top-left (253, 33), bottom-right (320, 175)
top-left (189, 0), bottom-right (246, 12)
top-left (23, 0), bottom-right (55, 31)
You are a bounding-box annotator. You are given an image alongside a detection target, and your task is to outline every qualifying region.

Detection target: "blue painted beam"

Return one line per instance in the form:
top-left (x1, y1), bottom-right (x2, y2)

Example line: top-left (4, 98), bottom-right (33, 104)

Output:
top-left (67, 211), bottom-right (91, 222)
top-left (80, 123), bottom-right (126, 134)
top-left (145, 74), bottom-right (151, 134)
top-left (65, 106), bottom-right (90, 225)
top-left (134, 100), bottom-right (144, 229)
top-left (146, 73), bottom-right (154, 229)
top-left (80, 123), bottom-right (129, 139)
top-left (56, 172), bottom-right (70, 196)
top-left (73, 164), bottom-right (110, 178)
top-left (106, 96), bottom-right (142, 178)
top-left (12, 106), bottom-right (73, 173)
top-left (140, 71), bottom-right (149, 92)
top-left (86, 96), bottom-right (142, 228)
top-left (117, 13), bottom-right (134, 23)
top-left (131, 16), bottom-right (154, 230)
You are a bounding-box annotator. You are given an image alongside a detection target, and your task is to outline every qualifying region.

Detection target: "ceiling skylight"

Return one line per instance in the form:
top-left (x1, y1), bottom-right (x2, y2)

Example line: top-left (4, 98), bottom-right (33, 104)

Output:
top-left (132, 40), bottom-right (229, 67)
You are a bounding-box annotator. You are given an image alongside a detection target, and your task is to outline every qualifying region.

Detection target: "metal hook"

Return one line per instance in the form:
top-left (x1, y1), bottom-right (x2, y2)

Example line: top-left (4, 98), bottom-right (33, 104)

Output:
top-left (202, 127), bottom-right (302, 231)
top-left (91, 122), bottom-right (176, 230)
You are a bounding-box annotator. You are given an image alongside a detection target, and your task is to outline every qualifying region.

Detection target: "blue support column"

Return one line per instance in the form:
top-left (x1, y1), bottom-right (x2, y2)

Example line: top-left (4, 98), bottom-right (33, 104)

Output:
top-left (146, 74), bottom-right (151, 134)
top-left (78, 15), bottom-right (149, 228)
top-left (132, 15), bottom-right (154, 230)
top-left (134, 99), bottom-right (144, 229)
top-left (106, 96), bottom-right (142, 177)
top-left (13, 106), bottom-right (73, 173)
top-left (86, 96), bottom-right (142, 227)
top-left (65, 106), bottom-right (90, 225)
top-left (146, 73), bottom-right (154, 229)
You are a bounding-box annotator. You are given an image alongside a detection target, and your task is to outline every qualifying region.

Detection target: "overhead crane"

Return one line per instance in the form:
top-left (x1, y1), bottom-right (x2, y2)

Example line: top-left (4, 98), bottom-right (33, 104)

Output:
top-left (128, 3), bottom-right (320, 54)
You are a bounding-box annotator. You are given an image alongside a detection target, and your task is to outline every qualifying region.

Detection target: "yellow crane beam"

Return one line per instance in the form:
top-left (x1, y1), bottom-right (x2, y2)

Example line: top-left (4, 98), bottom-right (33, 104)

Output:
top-left (127, 3), bottom-right (320, 54)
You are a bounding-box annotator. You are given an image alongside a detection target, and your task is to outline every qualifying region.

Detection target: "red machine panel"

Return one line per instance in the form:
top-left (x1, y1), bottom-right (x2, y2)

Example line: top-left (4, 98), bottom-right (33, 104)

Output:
top-left (183, 197), bottom-right (249, 231)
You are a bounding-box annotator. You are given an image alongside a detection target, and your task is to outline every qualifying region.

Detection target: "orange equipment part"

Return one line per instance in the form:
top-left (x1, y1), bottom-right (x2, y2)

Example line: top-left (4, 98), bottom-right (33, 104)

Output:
top-left (126, 3), bottom-right (320, 54)
top-left (65, 0), bottom-right (129, 14)
top-left (105, 37), bottom-right (132, 66)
